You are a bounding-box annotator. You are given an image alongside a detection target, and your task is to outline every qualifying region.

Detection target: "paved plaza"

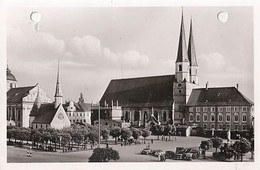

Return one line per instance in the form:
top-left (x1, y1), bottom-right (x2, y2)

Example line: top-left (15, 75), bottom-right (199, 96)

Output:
top-left (7, 136), bottom-right (253, 163)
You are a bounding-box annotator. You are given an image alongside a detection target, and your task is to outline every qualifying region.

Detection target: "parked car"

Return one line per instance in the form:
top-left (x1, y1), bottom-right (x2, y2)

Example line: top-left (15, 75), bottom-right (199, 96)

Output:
top-left (165, 151), bottom-right (175, 159)
top-left (141, 148), bottom-right (152, 155)
top-left (151, 149), bottom-right (164, 157)
top-left (183, 148), bottom-right (200, 159)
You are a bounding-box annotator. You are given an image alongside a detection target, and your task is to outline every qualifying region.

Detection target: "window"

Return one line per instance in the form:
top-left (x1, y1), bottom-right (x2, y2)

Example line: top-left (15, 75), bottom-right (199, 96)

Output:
top-left (211, 124), bottom-right (215, 129)
top-left (234, 113), bottom-right (239, 122)
top-left (233, 107), bottom-right (239, 112)
top-left (203, 113), bottom-right (208, 122)
top-left (73, 120), bottom-right (75, 123)
top-left (134, 111), bottom-right (140, 121)
top-left (189, 113), bottom-right (194, 122)
top-left (242, 113), bottom-right (247, 122)
top-left (36, 124), bottom-right (37, 129)
top-left (210, 107), bottom-right (215, 112)
top-left (163, 111), bottom-right (167, 121)
top-left (84, 119), bottom-right (86, 123)
top-left (203, 124), bottom-right (207, 130)
top-left (242, 107), bottom-right (247, 112)
top-left (218, 124), bottom-right (223, 130)
top-left (226, 106), bottom-right (231, 112)
top-left (210, 113), bottom-right (215, 122)
top-left (218, 107), bottom-right (223, 112)
top-left (179, 65), bottom-right (182, 71)
top-left (218, 113), bottom-right (223, 122)
top-left (225, 113), bottom-right (230, 122)
top-left (234, 125), bottom-right (238, 131)
top-left (80, 113), bottom-right (82, 116)
top-left (242, 124), bottom-right (247, 131)
top-left (196, 113), bottom-right (200, 122)
top-left (226, 124), bottom-right (230, 130)
top-left (196, 107), bottom-right (200, 112)
top-left (189, 107), bottom-right (194, 112)
top-left (203, 107), bottom-right (207, 112)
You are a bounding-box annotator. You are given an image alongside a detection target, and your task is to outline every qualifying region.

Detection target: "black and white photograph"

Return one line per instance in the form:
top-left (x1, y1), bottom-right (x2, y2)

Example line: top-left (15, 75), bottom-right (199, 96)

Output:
top-left (2, 1), bottom-right (258, 168)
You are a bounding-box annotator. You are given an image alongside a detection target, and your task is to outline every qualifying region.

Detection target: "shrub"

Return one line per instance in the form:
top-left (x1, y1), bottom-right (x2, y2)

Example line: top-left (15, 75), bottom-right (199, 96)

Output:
top-left (89, 147), bottom-right (120, 162)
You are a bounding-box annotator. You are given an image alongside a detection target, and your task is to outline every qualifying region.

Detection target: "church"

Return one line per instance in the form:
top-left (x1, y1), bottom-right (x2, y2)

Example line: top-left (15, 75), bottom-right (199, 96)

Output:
top-left (98, 12), bottom-right (254, 132)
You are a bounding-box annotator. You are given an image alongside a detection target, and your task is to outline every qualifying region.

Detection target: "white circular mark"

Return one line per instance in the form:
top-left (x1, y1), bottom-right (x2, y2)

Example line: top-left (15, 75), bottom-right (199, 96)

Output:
top-left (30, 11), bottom-right (41, 23)
top-left (217, 11), bottom-right (228, 23)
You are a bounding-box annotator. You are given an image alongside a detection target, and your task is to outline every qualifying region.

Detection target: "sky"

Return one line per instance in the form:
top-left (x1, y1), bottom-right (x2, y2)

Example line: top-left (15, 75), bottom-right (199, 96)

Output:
top-left (7, 7), bottom-right (254, 103)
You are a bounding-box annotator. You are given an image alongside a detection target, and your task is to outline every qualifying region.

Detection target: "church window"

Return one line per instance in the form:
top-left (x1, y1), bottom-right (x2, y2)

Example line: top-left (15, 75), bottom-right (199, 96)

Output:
top-left (189, 113), bottom-right (194, 122)
top-left (234, 113), bottom-right (239, 122)
top-left (134, 111), bottom-right (140, 121)
top-left (203, 113), bottom-right (208, 122)
top-left (218, 113), bottom-right (223, 122)
top-left (179, 65), bottom-right (182, 71)
top-left (242, 113), bottom-right (247, 122)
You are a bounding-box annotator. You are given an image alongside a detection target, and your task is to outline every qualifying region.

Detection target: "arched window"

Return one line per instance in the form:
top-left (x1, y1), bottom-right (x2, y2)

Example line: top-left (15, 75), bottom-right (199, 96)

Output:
top-left (210, 113), bottom-right (215, 122)
top-left (179, 65), bottom-right (182, 71)
top-left (218, 113), bottom-right (223, 122)
top-left (226, 113), bottom-right (231, 122)
top-left (203, 113), bottom-right (208, 122)
top-left (163, 111), bottom-right (167, 121)
top-left (196, 113), bottom-right (200, 122)
top-left (134, 111), bottom-right (140, 121)
top-left (234, 113), bottom-right (239, 122)
top-left (189, 113), bottom-right (194, 122)
top-left (242, 113), bottom-right (247, 122)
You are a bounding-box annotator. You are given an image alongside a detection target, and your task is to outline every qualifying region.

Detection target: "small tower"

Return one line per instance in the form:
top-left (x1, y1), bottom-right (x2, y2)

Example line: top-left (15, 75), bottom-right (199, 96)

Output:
top-left (54, 61), bottom-right (63, 108)
top-left (175, 10), bottom-right (190, 82)
top-left (188, 17), bottom-right (199, 84)
top-left (6, 65), bottom-right (17, 91)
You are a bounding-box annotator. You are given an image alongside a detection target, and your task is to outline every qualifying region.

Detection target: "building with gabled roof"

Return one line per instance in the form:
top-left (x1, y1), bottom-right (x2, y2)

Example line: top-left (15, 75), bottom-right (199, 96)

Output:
top-left (186, 86), bottom-right (254, 132)
top-left (30, 61), bottom-right (70, 129)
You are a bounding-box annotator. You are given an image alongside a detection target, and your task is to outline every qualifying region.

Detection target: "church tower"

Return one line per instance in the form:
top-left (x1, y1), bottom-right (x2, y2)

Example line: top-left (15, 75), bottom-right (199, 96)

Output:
top-left (175, 10), bottom-right (190, 83)
top-left (188, 18), bottom-right (198, 85)
top-left (54, 61), bottom-right (63, 108)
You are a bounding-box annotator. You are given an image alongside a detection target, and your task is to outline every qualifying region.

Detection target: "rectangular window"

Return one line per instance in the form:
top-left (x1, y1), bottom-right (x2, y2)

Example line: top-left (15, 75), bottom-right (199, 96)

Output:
top-left (196, 107), bottom-right (200, 112)
top-left (242, 107), bottom-right (247, 112)
top-left (242, 124), bottom-right (247, 131)
top-left (211, 114), bottom-right (215, 122)
top-left (218, 114), bottom-right (223, 122)
top-left (203, 114), bottom-right (208, 122)
top-left (233, 107), bottom-right (239, 112)
top-left (210, 107), bottom-right (215, 112)
top-left (218, 124), bottom-right (223, 130)
top-left (242, 114), bottom-right (247, 122)
top-left (196, 114), bottom-right (200, 122)
top-left (218, 107), bottom-right (223, 112)
top-left (189, 107), bottom-right (194, 112)
top-left (226, 106), bottom-right (231, 112)
top-left (203, 107), bottom-right (207, 112)
top-left (226, 114), bottom-right (231, 122)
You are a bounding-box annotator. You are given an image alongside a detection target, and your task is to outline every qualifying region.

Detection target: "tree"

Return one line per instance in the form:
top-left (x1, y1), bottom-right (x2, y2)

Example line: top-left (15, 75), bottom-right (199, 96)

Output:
top-left (141, 129), bottom-right (150, 144)
top-left (211, 137), bottom-right (223, 153)
top-left (72, 130), bottom-right (84, 150)
top-left (121, 128), bottom-right (132, 145)
top-left (101, 128), bottom-right (110, 142)
top-left (200, 140), bottom-right (213, 159)
top-left (233, 138), bottom-right (251, 162)
top-left (164, 125), bottom-right (175, 140)
top-left (87, 131), bottom-right (99, 145)
top-left (60, 132), bottom-right (72, 152)
top-left (132, 128), bottom-right (141, 141)
top-left (89, 147), bottom-right (120, 162)
top-left (49, 129), bottom-right (60, 151)
top-left (110, 127), bottom-right (121, 145)
top-left (31, 129), bottom-right (42, 148)
top-left (195, 126), bottom-right (205, 137)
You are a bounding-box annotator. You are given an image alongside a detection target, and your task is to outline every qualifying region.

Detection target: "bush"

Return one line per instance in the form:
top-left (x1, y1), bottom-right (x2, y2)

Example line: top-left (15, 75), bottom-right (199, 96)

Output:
top-left (89, 147), bottom-right (120, 162)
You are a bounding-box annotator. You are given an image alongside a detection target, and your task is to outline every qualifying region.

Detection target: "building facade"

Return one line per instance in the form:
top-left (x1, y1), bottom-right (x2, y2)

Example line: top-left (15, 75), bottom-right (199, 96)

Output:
top-left (186, 87), bottom-right (254, 132)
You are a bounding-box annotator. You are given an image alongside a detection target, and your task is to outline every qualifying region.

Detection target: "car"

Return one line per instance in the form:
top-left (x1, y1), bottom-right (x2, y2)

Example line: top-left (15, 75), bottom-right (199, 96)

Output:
top-left (183, 148), bottom-right (200, 159)
top-left (152, 149), bottom-right (164, 157)
top-left (141, 148), bottom-right (152, 155)
top-left (165, 151), bottom-right (175, 159)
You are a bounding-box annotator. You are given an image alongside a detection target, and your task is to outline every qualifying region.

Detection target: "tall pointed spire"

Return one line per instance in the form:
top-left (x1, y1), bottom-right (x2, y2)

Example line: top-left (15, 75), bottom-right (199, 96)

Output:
top-left (176, 8), bottom-right (189, 63)
top-left (54, 60), bottom-right (63, 108)
top-left (188, 17), bottom-right (198, 66)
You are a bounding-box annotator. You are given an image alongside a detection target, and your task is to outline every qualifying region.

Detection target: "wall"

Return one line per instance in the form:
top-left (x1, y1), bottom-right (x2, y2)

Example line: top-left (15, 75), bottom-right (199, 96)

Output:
top-left (50, 105), bottom-right (71, 129)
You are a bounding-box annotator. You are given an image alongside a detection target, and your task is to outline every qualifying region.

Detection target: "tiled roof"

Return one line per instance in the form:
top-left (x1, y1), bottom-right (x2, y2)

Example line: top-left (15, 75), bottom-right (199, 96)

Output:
top-left (187, 87), bottom-right (253, 106)
top-left (100, 75), bottom-right (175, 108)
top-left (7, 86), bottom-right (36, 103)
top-left (32, 103), bottom-right (58, 124)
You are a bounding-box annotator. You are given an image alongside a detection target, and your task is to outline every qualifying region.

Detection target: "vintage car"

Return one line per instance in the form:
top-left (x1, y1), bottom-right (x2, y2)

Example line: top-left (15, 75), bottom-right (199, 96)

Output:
top-left (165, 151), bottom-right (175, 159)
top-left (141, 148), bottom-right (152, 155)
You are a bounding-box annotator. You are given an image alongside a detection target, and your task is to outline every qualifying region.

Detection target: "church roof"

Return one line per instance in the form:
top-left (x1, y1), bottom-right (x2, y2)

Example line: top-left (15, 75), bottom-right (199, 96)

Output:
top-left (7, 86), bottom-right (36, 103)
top-left (32, 103), bottom-right (59, 124)
top-left (100, 75), bottom-right (175, 108)
top-left (6, 67), bottom-right (17, 81)
top-left (176, 11), bottom-right (189, 63)
top-left (187, 87), bottom-right (254, 106)
top-left (63, 102), bottom-right (91, 112)
top-left (187, 18), bottom-right (198, 66)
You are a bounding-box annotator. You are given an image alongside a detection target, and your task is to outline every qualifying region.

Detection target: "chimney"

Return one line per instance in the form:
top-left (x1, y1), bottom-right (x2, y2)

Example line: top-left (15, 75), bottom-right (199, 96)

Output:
top-left (206, 82), bottom-right (208, 90)
top-left (236, 84), bottom-right (239, 90)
